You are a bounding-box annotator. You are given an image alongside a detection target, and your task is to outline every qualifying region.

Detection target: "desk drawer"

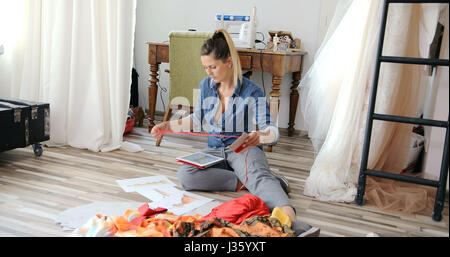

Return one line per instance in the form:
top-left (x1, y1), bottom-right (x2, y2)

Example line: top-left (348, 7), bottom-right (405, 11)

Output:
top-left (239, 55), bottom-right (252, 70)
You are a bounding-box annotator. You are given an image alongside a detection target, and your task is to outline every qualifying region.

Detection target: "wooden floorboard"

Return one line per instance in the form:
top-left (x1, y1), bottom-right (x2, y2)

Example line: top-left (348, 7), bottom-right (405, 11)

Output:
top-left (0, 121), bottom-right (448, 237)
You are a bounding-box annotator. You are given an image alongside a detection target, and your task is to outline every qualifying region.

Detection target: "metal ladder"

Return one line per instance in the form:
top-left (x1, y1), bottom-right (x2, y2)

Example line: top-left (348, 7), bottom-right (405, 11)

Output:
top-left (355, 0), bottom-right (449, 221)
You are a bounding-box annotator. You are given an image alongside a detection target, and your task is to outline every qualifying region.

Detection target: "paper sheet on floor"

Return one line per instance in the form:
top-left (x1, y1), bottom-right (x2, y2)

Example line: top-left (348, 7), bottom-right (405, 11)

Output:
top-left (116, 175), bottom-right (176, 192)
top-left (134, 183), bottom-right (213, 215)
top-left (134, 185), bottom-right (182, 202)
top-left (120, 141), bottom-right (144, 152)
top-left (117, 175), bottom-right (213, 215)
top-left (55, 201), bottom-right (142, 231)
top-left (147, 190), bottom-right (213, 216)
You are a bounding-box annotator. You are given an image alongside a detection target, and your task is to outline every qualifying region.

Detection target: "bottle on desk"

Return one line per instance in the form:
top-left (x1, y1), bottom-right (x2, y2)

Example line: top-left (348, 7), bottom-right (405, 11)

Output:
top-left (272, 33), bottom-right (279, 52)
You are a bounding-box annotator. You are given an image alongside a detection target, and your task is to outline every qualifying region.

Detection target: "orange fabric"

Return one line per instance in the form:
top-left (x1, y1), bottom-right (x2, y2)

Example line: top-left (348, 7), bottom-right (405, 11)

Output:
top-left (210, 227), bottom-right (241, 237)
top-left (73, 200), bottom-right (293, 237)
top-left (113, 216), bottom-right (135, 232)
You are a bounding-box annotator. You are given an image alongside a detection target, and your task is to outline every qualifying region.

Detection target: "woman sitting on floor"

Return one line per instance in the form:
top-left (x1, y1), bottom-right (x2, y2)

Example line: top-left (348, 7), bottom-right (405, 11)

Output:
top-left (151, 29), bottom-right (319, 237)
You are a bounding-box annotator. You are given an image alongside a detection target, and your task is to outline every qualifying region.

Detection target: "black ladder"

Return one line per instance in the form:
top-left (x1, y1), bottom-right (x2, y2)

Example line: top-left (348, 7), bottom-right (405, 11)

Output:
top-left (355, 0), bottom-right (449, 222)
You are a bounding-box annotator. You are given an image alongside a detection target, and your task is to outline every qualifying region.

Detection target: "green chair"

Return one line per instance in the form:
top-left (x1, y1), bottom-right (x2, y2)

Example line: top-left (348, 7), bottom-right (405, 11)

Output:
top-left (156, 31), bottom-right (213, 146)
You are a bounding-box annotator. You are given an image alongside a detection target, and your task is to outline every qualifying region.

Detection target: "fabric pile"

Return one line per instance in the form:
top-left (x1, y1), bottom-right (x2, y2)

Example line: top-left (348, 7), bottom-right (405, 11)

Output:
top-left (72, 194), bottom-right (295, 237)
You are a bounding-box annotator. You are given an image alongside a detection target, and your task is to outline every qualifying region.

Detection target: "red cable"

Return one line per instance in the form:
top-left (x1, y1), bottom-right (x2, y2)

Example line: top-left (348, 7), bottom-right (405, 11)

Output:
top-left (154, 130), bottom-right (239, 138)
top-left (237, 148), bottom-right (250, 192)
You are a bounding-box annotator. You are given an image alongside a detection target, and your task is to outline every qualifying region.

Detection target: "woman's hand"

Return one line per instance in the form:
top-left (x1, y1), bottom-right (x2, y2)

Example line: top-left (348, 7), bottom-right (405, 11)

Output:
top-left (241, 130), bottom-right (270, 149)
top-left (151, 121), bottom-right (170, 139)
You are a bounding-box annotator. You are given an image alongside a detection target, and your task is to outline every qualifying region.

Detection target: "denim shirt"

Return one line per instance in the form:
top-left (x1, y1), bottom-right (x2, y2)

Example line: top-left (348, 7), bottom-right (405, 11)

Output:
top-left (189, 76), bottom-right (278, 148)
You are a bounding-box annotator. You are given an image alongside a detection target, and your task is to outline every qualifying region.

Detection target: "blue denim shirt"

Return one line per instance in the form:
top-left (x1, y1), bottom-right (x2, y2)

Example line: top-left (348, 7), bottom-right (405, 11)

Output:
top-left (189, 76), bottom-right (278, 148)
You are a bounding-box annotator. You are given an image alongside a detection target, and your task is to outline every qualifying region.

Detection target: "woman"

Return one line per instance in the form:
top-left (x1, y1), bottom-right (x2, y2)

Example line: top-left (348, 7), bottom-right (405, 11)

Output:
top-left (151, 29), bottom-right (319, 236)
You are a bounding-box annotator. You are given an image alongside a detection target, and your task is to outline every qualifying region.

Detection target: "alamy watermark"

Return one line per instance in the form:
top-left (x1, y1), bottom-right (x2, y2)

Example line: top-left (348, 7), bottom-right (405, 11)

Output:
top-left (168, 92), bottom-right (279, 133)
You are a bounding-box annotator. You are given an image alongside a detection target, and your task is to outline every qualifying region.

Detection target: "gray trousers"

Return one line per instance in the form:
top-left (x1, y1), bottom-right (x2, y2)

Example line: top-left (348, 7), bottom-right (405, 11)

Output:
top-left (177, 146), bottom-right (293, 210)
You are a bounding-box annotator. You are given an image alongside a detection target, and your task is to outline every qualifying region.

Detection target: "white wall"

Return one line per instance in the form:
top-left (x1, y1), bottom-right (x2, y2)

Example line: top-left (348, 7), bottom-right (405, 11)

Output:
top-left (134, 0), bottom-right (335, 131)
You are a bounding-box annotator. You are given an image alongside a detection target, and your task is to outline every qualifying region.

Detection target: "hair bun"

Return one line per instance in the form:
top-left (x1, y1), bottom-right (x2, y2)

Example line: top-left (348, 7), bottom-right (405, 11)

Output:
top-left (213, 30), bottom-right (226, 40)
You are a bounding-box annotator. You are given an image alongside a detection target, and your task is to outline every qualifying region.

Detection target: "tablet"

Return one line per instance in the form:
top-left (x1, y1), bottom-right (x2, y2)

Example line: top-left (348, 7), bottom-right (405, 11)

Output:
top-left (176, 152), bottom-right (224, 169)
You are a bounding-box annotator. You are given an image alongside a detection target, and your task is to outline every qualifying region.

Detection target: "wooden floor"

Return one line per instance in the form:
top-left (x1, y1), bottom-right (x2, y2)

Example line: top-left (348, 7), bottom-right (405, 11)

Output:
top-left (0, 123), bottom-right (448, 237)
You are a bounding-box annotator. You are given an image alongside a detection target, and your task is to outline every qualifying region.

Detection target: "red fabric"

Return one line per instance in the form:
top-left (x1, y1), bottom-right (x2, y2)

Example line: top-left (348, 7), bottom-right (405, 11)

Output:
top-left (130, 216), bottom-right (145, 226)
top-left (138, 204), bottom-right (168, 217)
top-left (124, 116), bottom-right (135, 134)
top-left (150, 207), bottom-right (168, 217)
top-left (138, 203), bottom-right (153, 216)
top-left (202, 194), bottom-right (270, 225)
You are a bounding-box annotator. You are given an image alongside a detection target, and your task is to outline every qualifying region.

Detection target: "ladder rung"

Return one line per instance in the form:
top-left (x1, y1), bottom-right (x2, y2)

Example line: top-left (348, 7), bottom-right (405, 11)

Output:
top-left (379, 56), bottom-right (449, 66)
top-left (387, 0), bottom-right (449, 3)
top-left (373, 113), bottom-right (448, 128)
top-left (365, 169), bottom-right (439, 187)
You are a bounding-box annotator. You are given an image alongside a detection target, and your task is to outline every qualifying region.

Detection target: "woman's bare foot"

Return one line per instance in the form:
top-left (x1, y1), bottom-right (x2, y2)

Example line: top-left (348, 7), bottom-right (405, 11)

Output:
top-left (280, 205), bottom-right (297, 222)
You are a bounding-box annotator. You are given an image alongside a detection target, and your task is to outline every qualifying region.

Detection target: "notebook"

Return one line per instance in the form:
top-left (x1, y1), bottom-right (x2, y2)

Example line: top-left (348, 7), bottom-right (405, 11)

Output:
top-left (176, 152), bottom-right (224, 169)
top-left (228, 132), bottom-right (249, 153)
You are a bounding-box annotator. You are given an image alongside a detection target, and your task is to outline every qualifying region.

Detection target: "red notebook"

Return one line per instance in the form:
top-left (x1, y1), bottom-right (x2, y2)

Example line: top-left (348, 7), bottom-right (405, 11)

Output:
top-left (228, 133), bottom-right (249, 153)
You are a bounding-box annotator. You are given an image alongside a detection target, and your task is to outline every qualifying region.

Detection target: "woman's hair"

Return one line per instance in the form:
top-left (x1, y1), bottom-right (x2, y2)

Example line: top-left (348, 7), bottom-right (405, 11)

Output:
top-left (201, 29), bottom-right (242, 87)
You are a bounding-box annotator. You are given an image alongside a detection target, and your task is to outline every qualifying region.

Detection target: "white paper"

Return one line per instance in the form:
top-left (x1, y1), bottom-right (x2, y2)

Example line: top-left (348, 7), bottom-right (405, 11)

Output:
top-left (120, 141), bottom-right (144, 152)
top-left (55, 201), bottom-right (142, 231)
top-left (148, 191), bottom-right (213, 216)
top-left (116, 175), bottom-right (176, 193)
top-left (135, 185), bottom-right (182, 202)
top-left (115, 175), bottom-right (213, 216)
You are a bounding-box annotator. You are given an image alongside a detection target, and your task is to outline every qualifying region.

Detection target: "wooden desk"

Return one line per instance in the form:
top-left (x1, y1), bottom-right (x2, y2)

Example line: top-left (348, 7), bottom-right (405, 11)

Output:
top-left (146, 42), bottom-right (307, 137)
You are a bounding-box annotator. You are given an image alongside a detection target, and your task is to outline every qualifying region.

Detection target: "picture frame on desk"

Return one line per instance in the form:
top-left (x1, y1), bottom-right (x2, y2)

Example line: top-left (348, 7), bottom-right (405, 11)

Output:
top-left (268, 30), bottom-right (301, 52)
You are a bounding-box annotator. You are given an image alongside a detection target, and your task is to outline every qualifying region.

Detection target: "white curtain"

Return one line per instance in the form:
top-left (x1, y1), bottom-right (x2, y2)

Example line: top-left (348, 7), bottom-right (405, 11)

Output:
top-left (8, 0), bottom-right (137, 152)
top-left (299, 0), bottom-right (445, 212)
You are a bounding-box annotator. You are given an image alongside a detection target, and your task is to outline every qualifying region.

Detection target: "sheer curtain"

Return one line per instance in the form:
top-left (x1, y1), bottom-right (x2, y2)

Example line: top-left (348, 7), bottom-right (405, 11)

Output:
top-left (8, 0), bottom-right (137, 152)
top-left (299, 0), bottom-right (445, 213)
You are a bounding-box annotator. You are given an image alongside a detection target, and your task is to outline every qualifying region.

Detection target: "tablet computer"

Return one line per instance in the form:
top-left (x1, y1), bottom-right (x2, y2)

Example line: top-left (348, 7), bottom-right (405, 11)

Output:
top-left (176, 152), bottom-right (224, 169)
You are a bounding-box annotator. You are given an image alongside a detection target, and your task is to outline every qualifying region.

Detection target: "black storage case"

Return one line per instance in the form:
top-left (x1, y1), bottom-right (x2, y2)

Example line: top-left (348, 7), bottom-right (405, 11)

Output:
top-left (0, 98), bottom-right (50, 156)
